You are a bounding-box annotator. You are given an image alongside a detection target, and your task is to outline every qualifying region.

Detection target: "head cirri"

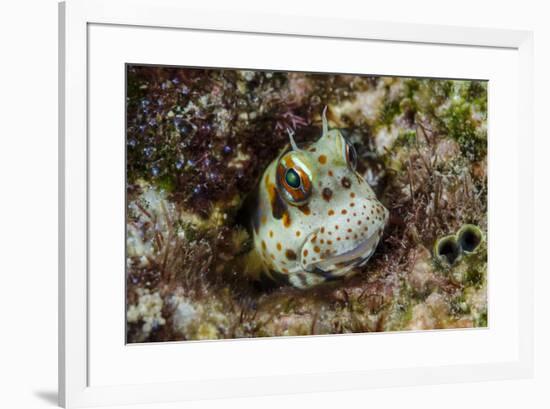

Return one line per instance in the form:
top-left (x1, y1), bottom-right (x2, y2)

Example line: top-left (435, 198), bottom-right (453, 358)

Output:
top-left (252, 107), bottom-right (389, 289)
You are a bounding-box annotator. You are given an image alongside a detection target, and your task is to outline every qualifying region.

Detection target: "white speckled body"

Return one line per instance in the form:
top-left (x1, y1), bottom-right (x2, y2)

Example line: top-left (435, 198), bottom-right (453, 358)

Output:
top-left (252, 111), bottom-right (389, 289)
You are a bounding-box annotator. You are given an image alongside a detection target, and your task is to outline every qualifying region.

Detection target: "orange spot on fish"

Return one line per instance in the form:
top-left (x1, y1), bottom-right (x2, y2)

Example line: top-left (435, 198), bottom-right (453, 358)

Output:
top-left (283, 213), bottom-right (292, 228)
top-left (285, 249), bottom-right (297, 260)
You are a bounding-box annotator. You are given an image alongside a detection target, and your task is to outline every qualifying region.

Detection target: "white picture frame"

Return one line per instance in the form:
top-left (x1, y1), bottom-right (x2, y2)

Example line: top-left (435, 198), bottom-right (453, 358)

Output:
top-left (59, 0), bottom-right (534, 407)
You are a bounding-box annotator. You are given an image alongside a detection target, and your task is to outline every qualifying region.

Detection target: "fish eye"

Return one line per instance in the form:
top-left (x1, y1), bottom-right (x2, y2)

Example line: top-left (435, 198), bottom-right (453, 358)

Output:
top-left (276, 153), bottom-right (312, 205)
top-left (285, 168), bottom-right (301, 189)
top-left (343, 137), bottom-right (357, 170)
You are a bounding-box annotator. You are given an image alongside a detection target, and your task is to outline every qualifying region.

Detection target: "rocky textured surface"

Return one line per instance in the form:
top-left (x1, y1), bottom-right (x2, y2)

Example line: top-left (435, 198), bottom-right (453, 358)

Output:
top-left (126, 66), bottom-right (487, 342)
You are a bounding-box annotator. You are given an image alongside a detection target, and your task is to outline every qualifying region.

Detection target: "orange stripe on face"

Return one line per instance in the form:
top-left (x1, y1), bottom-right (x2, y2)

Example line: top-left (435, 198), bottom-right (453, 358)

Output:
top-left (266, 175), bottom-right (288, 220)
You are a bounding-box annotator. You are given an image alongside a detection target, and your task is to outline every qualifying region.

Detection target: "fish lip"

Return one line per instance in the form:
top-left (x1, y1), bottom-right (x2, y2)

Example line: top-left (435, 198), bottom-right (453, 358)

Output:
top-left (303, 230), bottom-right (381, 273)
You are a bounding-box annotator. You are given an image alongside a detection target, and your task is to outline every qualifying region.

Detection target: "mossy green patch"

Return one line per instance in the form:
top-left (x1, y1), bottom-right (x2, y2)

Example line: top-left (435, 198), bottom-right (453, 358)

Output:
top-left (378, 99), bottom-right (401, 128)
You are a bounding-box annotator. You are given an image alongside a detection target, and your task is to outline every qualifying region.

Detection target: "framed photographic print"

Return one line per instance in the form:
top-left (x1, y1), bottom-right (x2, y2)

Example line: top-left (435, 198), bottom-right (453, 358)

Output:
top-left (59, 0), bottom-right (534, 407)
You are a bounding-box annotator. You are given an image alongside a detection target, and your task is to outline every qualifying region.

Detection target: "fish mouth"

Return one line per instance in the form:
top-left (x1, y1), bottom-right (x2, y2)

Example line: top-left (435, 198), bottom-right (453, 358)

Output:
top-left (304, 231), bottom-right (381, 277)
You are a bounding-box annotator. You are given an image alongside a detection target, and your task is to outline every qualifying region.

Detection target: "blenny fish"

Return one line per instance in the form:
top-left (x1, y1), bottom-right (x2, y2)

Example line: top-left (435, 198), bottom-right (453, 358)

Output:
top-left (251, 108), bottom-right (388, 288)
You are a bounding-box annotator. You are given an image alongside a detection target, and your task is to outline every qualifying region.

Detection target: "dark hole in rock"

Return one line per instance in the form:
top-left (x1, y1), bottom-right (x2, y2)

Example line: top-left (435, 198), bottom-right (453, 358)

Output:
top-left (458, 226), bottom-right (482, 253)
top-left (437, 237), bottom-right (460, 265)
